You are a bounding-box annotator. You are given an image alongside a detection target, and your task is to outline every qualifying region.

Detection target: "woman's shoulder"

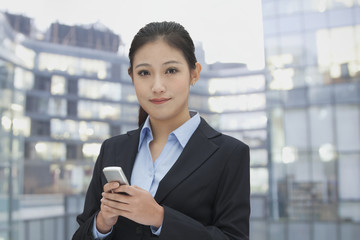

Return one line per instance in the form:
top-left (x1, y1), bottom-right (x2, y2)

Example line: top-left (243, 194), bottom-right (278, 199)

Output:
top-left (198, 118), bottom-right (248, 150)
top-left (213, 132), bottom-right (249, 155)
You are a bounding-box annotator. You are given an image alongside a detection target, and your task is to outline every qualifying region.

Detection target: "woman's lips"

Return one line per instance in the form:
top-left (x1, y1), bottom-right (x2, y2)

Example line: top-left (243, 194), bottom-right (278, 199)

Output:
top-left (150, 98), bottom-right (170, 104)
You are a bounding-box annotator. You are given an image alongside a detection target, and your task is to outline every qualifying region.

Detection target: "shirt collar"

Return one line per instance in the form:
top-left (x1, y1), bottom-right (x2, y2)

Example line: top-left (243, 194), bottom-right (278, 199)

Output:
top-left (138, 111), bottom-right (200, 150)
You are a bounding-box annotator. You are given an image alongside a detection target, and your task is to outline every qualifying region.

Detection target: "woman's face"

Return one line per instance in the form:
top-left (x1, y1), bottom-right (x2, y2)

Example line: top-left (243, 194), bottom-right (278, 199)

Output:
top-left (130, 39), bottom-right (201, 125)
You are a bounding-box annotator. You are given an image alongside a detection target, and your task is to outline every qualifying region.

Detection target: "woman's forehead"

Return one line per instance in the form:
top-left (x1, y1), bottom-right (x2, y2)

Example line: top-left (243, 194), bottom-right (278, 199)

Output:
top-left (133, 39), bottom-right (186, 64)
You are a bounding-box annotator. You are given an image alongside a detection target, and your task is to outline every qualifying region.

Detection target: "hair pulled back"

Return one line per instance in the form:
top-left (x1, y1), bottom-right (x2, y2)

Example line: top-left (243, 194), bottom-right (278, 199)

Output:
top-left (128, 21), bottom-right (198, 127)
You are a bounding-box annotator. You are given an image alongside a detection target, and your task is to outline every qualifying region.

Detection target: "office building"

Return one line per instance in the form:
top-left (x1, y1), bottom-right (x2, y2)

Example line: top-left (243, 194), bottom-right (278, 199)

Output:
top-left (259, 0), bottom-right (360, 239)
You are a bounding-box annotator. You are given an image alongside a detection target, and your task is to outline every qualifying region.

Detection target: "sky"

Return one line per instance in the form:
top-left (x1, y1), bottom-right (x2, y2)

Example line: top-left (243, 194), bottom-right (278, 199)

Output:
top-left (1, 0), bottom-right (265, 70)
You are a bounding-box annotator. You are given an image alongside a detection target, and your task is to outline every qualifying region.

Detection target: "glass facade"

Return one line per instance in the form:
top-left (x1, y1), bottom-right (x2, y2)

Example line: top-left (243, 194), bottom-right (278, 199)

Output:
top-left (0, 25), bottom-right (23, 240)
top-left (262, 0), bottom-right (360, 239)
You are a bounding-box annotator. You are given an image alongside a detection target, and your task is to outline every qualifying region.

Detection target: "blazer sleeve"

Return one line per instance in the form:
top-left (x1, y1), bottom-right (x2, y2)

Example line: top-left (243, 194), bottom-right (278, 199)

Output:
top-left (159, 143), bottom-right (250, 240)
top-left (72, 140), bottom-right (112, 240)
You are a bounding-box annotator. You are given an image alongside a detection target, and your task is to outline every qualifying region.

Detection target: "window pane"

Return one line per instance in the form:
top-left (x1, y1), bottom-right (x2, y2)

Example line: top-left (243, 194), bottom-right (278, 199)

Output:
top-left (304, 12), bottom-right (327, 30)
top-left (250, 149), bottom-right (268, 167)
top-left (250, 220), bottom-right (267, 239)
top-left (329, 8), bottom-right (354, 27)
top-left (309, 106), bottom-right (334, 148)
top-left (219, 112), bottom-right (267, 131)
top-left (288, 223), bottom-right (311, 240)
top-left (51, 75), bottom-right (66, 95)
top-left (250, 168), bottom-right (269, 194)
top-left (48, 98), bottom-right (67, 117)
top-left (280, 34), bottom-right (304, 65)
top-left (279, 15), bottom-right (302, 33)
top-left (339, 153), bottom-right (360, 199)
top-left (284, 109), bottom-right (309, 150)
top-left (262, 1), bottom-right (277, 17)
top-left (208, 93), bottom-right (265, 112)
top-left (208, 75), bottom-right (265, 95)
top-left (335, 105), bottom-right (360, 151)
top-left (313, 222), bottom-right (338, 240)
top-left (308, 85), bottom-right (333, 103)
top-left (340, 202), bottom-right (360, 222)
top-left (78, 79), bottom-right (121, 101)
top-left (269, 222), bottom-right (286, 240)
top-left (78, 101), bottom-right (121, 120)
top-left (278, 0), bottom-right (302, 15)
top-left (340, 222), bottom-right (360, 239)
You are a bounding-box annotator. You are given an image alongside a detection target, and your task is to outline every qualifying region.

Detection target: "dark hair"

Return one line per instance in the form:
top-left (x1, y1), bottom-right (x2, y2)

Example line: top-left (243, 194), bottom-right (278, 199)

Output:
top-left (128, 21), bottom-right (198, 126)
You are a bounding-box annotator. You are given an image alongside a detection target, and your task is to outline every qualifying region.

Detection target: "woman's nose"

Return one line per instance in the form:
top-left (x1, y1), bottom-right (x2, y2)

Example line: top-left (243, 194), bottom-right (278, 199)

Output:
top-left (151, 75), bottom-right (166, 93)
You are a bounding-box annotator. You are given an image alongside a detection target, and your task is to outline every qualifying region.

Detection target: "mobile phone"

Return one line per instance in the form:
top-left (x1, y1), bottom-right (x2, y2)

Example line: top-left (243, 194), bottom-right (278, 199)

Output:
top-left (103, 166), bottom-right (129, 185)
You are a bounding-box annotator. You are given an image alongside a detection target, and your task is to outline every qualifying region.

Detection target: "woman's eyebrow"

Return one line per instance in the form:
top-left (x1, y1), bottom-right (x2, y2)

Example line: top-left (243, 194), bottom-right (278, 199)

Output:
top-left (135, 61), bottom-right (182, 69)
top-left (135, 63), bottom-right (151, 69)
top-left (163, 60), bottom-right (183, 66)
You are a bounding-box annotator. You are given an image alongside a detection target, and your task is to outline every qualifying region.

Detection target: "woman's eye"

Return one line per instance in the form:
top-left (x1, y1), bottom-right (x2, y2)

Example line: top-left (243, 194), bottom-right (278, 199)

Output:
top-left (138, 70), bottom-right (150, 76)
top-left (166, 68), bottom-right (177, 74)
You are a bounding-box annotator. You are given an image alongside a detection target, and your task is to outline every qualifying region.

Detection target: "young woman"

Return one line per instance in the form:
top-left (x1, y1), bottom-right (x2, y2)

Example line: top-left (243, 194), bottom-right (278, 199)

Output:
top-left (73, 21), bottom-right (250, 240)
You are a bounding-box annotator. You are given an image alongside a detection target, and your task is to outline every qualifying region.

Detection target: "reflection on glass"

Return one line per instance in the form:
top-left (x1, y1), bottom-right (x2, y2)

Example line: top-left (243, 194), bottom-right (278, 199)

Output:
top-left (339, 202), bottom-right (360, 222)
top-left (219, 112), bottom-right (267, 131)
top-left (284, 109), bottom-right (309, 150)
top-left (282, 146), bottom-right (297, 164)
top-left (319, 143), bottom-right (337, 162)
top-left (329, 0), bottom-right (354, 8)
top-left (335, 105), bottom-right (360, 151)
top-left (51, 119), bottom-right (110, 141)
top-left (208, 94), bottom-right (266, 113)
top-left (208, 75), bottom-right (265, 95)
top-left (280, 34), bottom-right (303, 65)
top-left (78, 79), bottom-right (121, 101)
top-left (278, 0), bottom-right (301, 15)
top-left (250, 149), bottom-right (268, 167)
top-left (304, 0), bottom-right (354, 12)
top-left (48, 98), bottom-right (67, 117)
top-left (82, 143), bottom-right (101, 161)
top-left (51, 75), bottom-right (66, 95)
top-left (338, 153), bottom-right (360, 199)
top-left (269, 68), bottom-right (294, 90)
top-left (250, 168), bottom-right (269, 193)
top-left (309, 106), bottom-right (334, 148)
top-left (317, 26), bottom-right (358, 80)
top-left (78, 101), bottom-right (121, 120)
top-left (0, 111), bottom-right (30, 137)
top-left (14, 67), bottom-right (34, 90)
top-left (38, 53), bottom-right (108, 78)
top-left (15, 44), bottom-right (35, 69)
top-left (34, 141), bottom-right (66, 161)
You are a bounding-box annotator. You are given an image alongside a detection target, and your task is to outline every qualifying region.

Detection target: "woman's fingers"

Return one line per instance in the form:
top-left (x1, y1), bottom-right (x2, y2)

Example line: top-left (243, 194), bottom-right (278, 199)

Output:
top-left (103, 182), bottom-right (120, 193)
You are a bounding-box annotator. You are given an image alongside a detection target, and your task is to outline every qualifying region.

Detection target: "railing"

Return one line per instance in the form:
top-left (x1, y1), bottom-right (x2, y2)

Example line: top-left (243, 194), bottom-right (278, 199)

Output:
top-left (16, 194), bottom-right (84, 240)
top-left (4, 194), bottom-right (360, 240)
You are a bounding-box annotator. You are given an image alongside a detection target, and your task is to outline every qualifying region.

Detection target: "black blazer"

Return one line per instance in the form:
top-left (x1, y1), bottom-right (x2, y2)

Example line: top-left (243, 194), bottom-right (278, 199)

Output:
top-left (73, 118), bottom-right (250, 240)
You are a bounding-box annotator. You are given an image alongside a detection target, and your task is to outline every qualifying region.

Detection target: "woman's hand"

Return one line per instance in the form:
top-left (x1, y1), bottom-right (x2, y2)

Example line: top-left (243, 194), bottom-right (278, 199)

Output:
top-left (96, 182), bottom-right (122, 233)
top-left (101, 184), bottom-right (164, 228)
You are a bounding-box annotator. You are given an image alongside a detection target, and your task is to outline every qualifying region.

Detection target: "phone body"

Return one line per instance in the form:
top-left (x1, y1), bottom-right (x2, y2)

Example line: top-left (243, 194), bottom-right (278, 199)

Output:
top-left (103, 166), bottom-right (129, 185)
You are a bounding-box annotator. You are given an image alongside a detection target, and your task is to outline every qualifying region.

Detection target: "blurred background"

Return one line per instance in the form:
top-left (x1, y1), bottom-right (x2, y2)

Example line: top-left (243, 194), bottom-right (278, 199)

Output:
top-left (0, 0), bottom-right (360, 239)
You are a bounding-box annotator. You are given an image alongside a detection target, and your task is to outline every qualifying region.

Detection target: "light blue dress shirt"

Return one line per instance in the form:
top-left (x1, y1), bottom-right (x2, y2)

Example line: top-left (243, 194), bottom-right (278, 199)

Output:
top-left (93, 111), bottom-right (200, 239)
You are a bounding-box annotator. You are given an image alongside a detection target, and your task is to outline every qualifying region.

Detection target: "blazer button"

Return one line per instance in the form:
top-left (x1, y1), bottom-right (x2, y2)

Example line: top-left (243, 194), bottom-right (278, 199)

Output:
top-left (136, 226), bottom-right (143, 235)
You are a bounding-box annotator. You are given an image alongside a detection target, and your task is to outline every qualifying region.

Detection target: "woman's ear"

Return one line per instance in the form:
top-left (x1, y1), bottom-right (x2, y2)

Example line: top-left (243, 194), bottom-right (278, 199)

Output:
top-left (190, 62), bottom-right (202, 86)
top-left (128, 68), bottom-right (134, 82)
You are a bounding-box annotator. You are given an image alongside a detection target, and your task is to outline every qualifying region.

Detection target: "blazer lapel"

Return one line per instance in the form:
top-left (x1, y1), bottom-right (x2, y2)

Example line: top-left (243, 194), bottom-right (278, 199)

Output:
top-left (117, 128), bottom-right (141, 182)
top-left (154, 119), bottom-right (221, 203)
